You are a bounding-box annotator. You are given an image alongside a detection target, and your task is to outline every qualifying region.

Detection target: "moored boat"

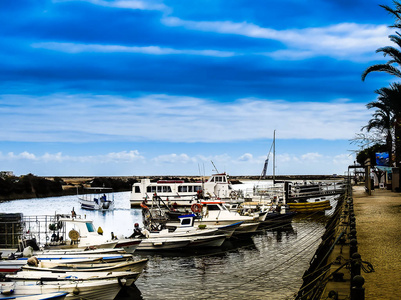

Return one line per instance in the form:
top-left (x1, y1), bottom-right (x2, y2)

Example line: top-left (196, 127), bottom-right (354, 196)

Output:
top-left (287, 199), bottom-right (332, 213)
top-left (35, 258), bottom-right (148, 273)
top-left (78, 187), bottom-right (115, 211)
top-left (21, 258), bottom-right (148, 273)
top-left (130, 173), bottom-right (237, 208)
top-left (1, 270), bottom-right (139, 300)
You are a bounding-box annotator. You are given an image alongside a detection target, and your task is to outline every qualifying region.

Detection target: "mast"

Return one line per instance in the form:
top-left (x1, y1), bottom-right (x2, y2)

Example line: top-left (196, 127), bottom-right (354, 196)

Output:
top-left (273, 130), bottom-right (276, 185)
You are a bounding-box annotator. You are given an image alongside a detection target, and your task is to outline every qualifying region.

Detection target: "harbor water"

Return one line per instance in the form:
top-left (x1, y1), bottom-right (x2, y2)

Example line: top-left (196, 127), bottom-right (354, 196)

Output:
top-left (0, 182), bottom-right (336, 300)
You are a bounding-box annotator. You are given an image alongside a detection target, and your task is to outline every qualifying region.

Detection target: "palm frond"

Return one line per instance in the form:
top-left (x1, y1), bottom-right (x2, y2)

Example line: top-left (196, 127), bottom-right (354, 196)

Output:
top-left (362, 64), bottom-right (401, 80)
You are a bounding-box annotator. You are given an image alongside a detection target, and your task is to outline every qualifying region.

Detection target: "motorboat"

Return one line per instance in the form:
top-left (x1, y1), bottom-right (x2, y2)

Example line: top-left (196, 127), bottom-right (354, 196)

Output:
top-left (0, 279), bottom-right (121, 300)
top-left (130, 173), bottom-right (238, 208)
top-left (185, 234), bottom-right (226, 248)
top-left (114, 238), bottom-right (142, 253)
top-left (195, 201), bottom-right (259, 225)
top-left (287, 198), bottom-right (332, 213)
top-left (16, 253), bottom-right (135, 264)
top-left (164, 214), bottom-right (241, 239)
top-left (2, 270), bottom-right (140, 300)
top-left (23, 215), bottom-right (143, 252)
top-left (22, 258), bottom-right (148, 274)
top-left (78, 187), bottom-right (115, 211)
top-left (134, 236), bottom-right (192, 251)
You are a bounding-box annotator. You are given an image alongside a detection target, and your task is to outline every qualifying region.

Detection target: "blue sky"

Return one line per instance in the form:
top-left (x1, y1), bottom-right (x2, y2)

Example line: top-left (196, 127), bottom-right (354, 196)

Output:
top-left (0, 0), bottom-right (397, 176)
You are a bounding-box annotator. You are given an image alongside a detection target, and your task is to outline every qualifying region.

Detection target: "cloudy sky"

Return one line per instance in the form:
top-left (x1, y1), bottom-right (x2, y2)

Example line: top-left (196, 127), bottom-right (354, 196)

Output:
top-left (0, 0), bottom-right (397, 176)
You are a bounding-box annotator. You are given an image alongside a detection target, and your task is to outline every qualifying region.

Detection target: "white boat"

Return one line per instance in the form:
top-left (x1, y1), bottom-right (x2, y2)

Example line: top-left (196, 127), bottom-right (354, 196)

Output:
top-left (33, 248), bottom-right (126, 256)
top-left (0, 280), bottom-right (120, 300)
top-left (164, 214), bottom-right (241, 239)
top-left (38, 216), bottom-right (143, 252)
top-left (1, 270), bottom-right (139, 300)
top-left (146, 214), bottom-right (220, 238)
top-left (78, 187), bottom-right (115, 211)
top-left (17, 253), bottom-right (134, 264)
top-left (185, 234), bottom-right (226, 248)
top-left (0, 291), bottom-right (69, 300)
top-left (114, 238), bottom-right (142, 253)
top-left (193, 201), bottom-right (260, 235)
top-left (130, 173), bottom-right (237, 208)
top-left (6, 270), bottom-right (140, 285)
top-left (135, 236), bottom-right (192, 251)
top-left (196, 201), bottom-right (259, 225)
top-left (22, 258), bottom-right (148, 274)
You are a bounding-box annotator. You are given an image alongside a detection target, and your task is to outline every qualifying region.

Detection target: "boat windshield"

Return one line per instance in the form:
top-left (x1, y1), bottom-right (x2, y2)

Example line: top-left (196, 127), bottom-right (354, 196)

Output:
top-left (86, 222), bottom-right (96, 232)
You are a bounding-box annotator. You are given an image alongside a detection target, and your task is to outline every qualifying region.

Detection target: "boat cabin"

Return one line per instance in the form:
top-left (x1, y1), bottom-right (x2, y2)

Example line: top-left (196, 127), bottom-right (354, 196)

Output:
top-left (130, 173), bottom-right (233, 207)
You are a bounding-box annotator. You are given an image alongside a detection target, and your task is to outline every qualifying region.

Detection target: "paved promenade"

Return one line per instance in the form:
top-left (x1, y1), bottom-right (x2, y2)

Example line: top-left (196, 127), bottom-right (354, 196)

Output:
top-left (353, 185), bottom-right (401, 299)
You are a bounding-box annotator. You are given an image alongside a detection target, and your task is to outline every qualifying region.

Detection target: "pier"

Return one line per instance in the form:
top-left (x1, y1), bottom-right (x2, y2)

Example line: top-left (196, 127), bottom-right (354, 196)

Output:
top-left (295, 183), bottom-right (401, 299)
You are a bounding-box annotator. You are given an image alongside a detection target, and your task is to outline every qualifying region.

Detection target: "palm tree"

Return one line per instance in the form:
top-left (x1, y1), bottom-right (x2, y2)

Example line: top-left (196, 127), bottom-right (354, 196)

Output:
top-left (361, 1), bottom-right (401, 166)
top-left (361, 31), bottom-right (401, 80)
top-left (363, 87), bottom-right (396, 166)
top-left (366, 83), bottom-right (401, 166)
top-left (361, 1), bottom-right (401, 80)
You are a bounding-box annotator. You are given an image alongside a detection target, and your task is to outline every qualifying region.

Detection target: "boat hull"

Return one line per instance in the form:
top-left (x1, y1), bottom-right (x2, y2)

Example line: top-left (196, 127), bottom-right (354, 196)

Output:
top-left (287, 200), bottom-right (331, 213)
top-left (0, 279), bottom-right (124, 300)
top-left (136, 238), bottom-right (191, 251)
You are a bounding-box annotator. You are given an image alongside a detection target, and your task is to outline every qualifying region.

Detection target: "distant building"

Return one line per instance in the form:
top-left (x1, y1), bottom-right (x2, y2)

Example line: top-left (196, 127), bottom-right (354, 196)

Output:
top-left (0, 171), bottom-right (14, 178)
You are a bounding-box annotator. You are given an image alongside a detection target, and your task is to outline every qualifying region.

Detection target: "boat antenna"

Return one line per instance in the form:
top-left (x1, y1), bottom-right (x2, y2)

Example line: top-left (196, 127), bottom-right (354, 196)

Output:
top-left (211, 160), bottom-right (219, 173)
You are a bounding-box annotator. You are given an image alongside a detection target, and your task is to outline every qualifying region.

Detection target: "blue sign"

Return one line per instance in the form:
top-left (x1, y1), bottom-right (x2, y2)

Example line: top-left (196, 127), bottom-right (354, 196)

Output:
top-left (376, 152), bottom-right (389, 166)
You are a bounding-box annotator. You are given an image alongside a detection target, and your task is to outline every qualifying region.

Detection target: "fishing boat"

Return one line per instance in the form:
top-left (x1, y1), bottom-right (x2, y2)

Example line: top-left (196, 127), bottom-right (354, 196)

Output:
top-left (130, 172), bottom-right (238, 208)
top-left (164, 214), bottom-right (240, 238)
top-left (196, 201), bottom-right (259, 226)
top-left (0, 260), bottom-right (27, 274)
top-left (22, 258), bottom-right (148, 274)
top-left (287, 199), bottom-right (332, 213)
top-left (21, 216), bottom-right (117, 250)
top-left (78, 187), bottom-right (115, 211)
top-left (2, 271), bottom-right (140, 300)
top-left (185, 234), bottom-right (226, 248)
top-left (189, 201), bottom-right (260, 235)
top-left (0, 279), bottom-right (120, 300)
top-left (0, 291), bottom-right (69, 300)
top-left (32, 248), bottom-right (126, 256)
top-left (134, 236), bottom-right (192, 251)
top-left (21, 215), bottom-right (142, 253)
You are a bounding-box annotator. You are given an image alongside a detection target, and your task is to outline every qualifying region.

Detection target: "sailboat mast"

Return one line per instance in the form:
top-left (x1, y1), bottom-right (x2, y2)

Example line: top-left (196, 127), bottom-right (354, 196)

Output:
top-left (273, 130), bottom-right (276, 185)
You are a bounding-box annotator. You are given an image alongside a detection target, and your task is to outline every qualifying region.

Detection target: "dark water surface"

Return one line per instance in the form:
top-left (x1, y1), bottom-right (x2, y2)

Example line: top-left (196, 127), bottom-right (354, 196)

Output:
top-left (0, 190), bottom-right (334, 300)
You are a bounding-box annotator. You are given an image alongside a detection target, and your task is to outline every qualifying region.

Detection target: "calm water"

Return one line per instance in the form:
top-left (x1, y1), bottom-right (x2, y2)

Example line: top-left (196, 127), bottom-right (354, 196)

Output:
top-left (0, 182), bottom-right (335, 300)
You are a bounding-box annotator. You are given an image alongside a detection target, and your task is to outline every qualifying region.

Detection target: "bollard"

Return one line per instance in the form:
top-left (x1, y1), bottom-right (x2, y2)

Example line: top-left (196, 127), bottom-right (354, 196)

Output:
top-left (350, 239), bottom-right (358, 256)
top-left (338, 235), bottom-right (346, 245)
top-left (351, 275), bottom-right (365, 300)
top-left (351, 252), bottom-right (361, 278)
top-left (349, 229), bottom-right (357, 239)
top-left (350, 221), bottom-right (356, 230)
top-left (328, 290), bottom-right (339, 299)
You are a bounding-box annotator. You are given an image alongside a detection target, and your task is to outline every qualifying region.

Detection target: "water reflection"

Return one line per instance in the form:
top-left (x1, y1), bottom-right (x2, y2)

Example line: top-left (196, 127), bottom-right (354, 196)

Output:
top-left (0, 192), bottom-right (330, 300)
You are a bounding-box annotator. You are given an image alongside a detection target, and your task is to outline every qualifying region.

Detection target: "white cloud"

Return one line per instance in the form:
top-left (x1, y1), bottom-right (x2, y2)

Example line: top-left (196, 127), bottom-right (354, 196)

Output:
top-left (0, 150), bottom-right (144, 163)
top-left (238, 153), bottom-right (253, 162)
top-left (56, 0), bottom-right (168, 12)
top-left (0, 149), bottom-right (353, 176)
top-left (301, 152), bottom-right (323, 161)
top-left (162, 17), bottom-right (393, 61)
top-left (0, 93), bottom-right (371, 143)
top-left (152, 153), bottom-right (195, 164)
top-left (31, 43), bottom-right (236, 58)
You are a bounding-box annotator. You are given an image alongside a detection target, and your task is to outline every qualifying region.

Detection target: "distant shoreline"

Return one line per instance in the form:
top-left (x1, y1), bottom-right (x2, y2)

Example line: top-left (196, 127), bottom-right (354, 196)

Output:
top-left (0, 174), bottom-right (344, 201)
